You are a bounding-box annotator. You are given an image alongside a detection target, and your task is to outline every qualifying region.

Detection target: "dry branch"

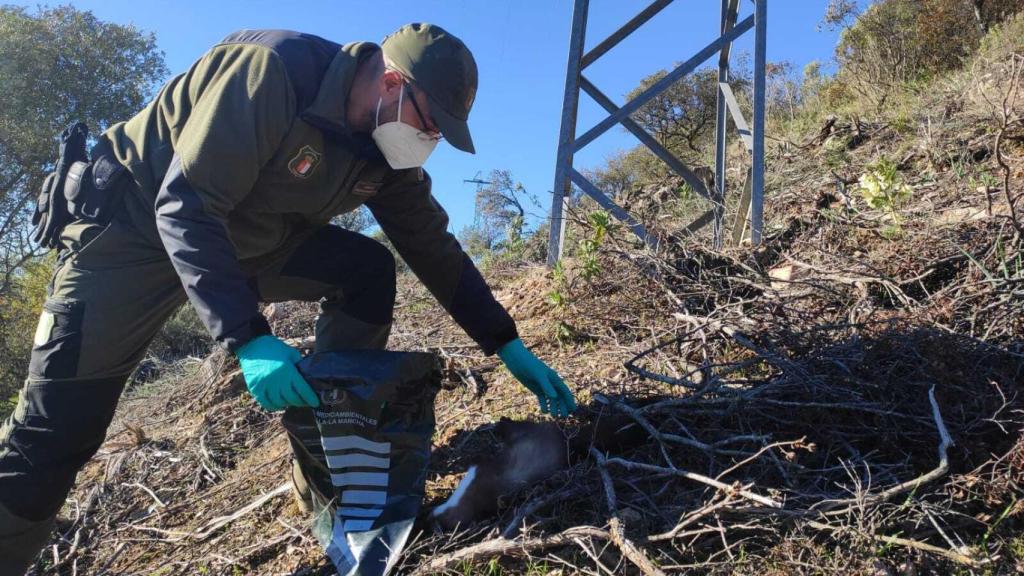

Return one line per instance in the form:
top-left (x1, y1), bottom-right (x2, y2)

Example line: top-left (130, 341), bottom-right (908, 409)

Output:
top-left (191, 483), bottom-right (291, 541)
top-left (409, 526), bottom-right (612, 575)
top-left (603, 457), bottom-right (783, 509)
top-left (591, 448), bottom-right (667, 576)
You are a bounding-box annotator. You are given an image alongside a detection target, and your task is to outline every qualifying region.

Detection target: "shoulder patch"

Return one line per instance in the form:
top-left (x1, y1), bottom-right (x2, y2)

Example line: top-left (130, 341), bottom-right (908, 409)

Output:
top-left (288, 145), bottom-right (322, 178)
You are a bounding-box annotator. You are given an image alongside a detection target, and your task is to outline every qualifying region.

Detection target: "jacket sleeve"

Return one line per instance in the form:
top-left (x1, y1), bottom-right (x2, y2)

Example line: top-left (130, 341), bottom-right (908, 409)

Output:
top-left (366, 168), bottom-right (519, 355)
top-left (155, 45), bottom-right (295, 352)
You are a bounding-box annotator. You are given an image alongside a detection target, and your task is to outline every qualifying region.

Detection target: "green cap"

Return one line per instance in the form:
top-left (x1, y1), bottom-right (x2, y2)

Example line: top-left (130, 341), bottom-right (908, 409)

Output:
top-left (382, 23), bottom-right (478, 154)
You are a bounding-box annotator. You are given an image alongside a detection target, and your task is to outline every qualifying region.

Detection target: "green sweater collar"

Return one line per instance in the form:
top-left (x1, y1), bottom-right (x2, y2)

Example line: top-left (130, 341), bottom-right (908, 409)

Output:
top-left (302, 41), bottom-right (379, 138)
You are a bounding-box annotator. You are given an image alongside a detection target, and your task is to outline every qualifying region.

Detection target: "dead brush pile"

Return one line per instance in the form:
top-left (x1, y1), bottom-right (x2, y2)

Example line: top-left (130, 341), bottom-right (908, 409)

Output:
top-left (405, 54), bottom-right (1024, 574)
top-left (405, 230), bottom-right (1023, 575)
top-left (36, 30), bottom-right (1024, 576)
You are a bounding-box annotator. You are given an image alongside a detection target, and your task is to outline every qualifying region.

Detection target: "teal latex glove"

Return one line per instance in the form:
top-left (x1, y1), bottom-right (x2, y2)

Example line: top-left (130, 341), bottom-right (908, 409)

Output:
top-left (236, 335), bottom-right (320, 411)
top-left (497, 338), bottom-right (577, 418)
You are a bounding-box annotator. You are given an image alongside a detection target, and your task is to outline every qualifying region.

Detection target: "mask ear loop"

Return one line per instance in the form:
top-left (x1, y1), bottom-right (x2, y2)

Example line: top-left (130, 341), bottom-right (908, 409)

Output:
top-left (396, 85), bottom-right (404, 122)
top-left (374, 83), bottom-right (405, 128)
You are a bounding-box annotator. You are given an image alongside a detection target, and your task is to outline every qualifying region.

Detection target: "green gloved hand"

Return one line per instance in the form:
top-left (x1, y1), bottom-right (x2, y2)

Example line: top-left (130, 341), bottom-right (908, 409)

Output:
top-left (236, 335), bottom-right (320, 411)
top-left (497, 338), bottom-right (577, 418)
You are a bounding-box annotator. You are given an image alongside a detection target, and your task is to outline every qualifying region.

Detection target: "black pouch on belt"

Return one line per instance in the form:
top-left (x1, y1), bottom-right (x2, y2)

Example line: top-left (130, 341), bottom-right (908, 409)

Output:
top-left (64, 140), bottom-right (127, 225)
top-left (284, 350), bottom-right (441, 576)
top-left (31, 122), bottom-right (90, 251)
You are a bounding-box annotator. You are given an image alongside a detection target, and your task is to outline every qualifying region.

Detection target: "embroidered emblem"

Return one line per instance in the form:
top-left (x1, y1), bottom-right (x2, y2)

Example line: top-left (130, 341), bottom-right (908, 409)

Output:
top-left (352, 179), bottom-right (382, 198)
top-left (288, 145), bottom-right (322, 178)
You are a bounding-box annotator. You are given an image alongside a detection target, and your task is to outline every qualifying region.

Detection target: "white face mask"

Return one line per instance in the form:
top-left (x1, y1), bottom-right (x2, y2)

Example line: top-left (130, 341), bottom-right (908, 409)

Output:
top-left (371, 87), bottom-right (438, 170)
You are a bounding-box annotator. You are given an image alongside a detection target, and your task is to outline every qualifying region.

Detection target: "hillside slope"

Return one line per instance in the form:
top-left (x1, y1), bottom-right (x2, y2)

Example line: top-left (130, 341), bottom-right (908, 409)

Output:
top-left (28, 26), bottom-right (1024, 576)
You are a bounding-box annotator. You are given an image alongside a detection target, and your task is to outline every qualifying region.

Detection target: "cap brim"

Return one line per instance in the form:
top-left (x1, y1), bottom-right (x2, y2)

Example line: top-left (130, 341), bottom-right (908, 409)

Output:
top-left (428, 93), bottom-right (475, 154)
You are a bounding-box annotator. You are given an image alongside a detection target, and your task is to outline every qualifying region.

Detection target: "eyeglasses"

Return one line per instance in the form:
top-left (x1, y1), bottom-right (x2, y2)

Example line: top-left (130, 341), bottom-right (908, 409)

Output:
top-left (405, 84), bottom-right (443, 142)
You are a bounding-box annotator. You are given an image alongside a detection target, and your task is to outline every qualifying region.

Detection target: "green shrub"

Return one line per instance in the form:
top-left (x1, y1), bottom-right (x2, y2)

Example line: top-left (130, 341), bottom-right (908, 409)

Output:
top-left (578, 211), bottom-right (614, 282)
top-left (977, 10), bottom-right (1024, 61)
top-left (858, 157), bottom-right (913, 235)
top-left (147, 304), bottom-right (212, 361)
top-left (0, 253), bottom-right (54, 415)
top-left (835, 0), bottom-right (1023, 107)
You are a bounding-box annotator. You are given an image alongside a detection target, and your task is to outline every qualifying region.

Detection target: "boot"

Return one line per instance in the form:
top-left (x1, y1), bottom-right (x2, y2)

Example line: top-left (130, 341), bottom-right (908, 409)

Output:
top-left (0, 503), bottom-right (55, 576)
top-left (290, 458), bottom-right (314, 514)
top-left (284, 349), bottom-right (440, 576)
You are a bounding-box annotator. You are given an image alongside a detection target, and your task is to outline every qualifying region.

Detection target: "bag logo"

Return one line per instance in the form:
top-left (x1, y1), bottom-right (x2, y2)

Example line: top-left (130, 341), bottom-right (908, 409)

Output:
top-left (288, 145), bottom-right (322, 178)
top-left (319, 388), bottom-right (348, 405)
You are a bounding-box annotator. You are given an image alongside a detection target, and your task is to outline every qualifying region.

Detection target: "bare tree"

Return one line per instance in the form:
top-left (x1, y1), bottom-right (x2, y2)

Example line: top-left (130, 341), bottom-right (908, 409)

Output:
top-left (475, 170), bottom-right (525, 226)
top-left (820, 0), bottom-right (859, 30)
top-left (766, 61), bottom-right (803, 123)
top-left (459, 169), bottom-right (532, 260)
top-left (971, 0), bottom-right (988, 33)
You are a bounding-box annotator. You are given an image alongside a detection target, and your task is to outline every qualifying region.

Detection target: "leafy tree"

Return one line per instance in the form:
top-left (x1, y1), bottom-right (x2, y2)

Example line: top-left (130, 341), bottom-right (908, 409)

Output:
top-left (835, 0), bottom-right (1023, 106)
top-left (0, 5), bottom-right (167, 411)
top-left (585, 150), bottom-right (645, 202)
top-left (627, 67), bottom-right (746, 163)
top-left (0, 5), bottom-right (167, 293)
top-left (457, 223), bottom-right (498, 262)
top-left (835, 0), bottom-right (929, 105)
top-left (826, 0), bottom-right (1021, 35)
top-left (474, 170), bottom-right (526, 235)
top-left (0, 252), bottom-right (53, 411)
top-left (582, 63), bottom-right (751, 218)
top-left (968, 0), bottom-right (1024, 33)
top-left (332, 206), bottom-right (374, 233)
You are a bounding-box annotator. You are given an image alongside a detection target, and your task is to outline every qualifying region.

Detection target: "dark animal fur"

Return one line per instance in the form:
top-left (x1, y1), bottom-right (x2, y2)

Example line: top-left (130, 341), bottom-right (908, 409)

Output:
top-left (431, 405), bottom-right (648, 530)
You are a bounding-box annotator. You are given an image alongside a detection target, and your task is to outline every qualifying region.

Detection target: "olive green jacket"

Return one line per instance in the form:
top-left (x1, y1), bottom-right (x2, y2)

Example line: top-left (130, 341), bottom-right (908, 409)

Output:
top-left (104, 30), bottom-right (517, 354)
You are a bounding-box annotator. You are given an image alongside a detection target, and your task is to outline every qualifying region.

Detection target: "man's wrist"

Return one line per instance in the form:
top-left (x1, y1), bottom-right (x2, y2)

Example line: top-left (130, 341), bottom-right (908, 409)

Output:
top-left (226, 314), bottom-right (274, 354)
top-left (488, 325), bottom-right (520, 357)
top-left (496, 337), bottom-right (526, 361)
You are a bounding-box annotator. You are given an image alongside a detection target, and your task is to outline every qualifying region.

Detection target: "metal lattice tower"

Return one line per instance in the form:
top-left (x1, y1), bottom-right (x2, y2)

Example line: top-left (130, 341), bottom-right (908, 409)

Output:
top-left (546, 0), bottom-right (767, 266)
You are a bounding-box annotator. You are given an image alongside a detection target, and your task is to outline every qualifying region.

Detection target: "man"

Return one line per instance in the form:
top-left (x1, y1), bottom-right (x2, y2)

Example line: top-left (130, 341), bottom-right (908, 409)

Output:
top-left (0, 23), bottom-right (576, 575)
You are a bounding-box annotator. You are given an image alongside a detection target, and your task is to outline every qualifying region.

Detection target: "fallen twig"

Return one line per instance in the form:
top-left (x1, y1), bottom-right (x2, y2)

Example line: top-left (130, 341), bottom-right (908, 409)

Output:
top-left (591, 448), bottom-right (667, 576)
top-left (409, 526), bottom-right (612, 575)
top-left (603, 456), bottom-right (783, 509)
top-left (190, 482), bottom-right (290, 541)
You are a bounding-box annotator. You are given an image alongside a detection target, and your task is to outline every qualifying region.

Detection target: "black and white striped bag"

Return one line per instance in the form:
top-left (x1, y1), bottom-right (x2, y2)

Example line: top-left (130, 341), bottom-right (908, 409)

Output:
top-left (283, 350), bottom-right (441, 576)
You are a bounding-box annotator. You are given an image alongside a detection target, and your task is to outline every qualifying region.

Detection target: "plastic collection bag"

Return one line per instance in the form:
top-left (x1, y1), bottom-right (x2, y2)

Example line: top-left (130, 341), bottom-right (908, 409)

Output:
top-left (283, 350), bottom-right (441, 576)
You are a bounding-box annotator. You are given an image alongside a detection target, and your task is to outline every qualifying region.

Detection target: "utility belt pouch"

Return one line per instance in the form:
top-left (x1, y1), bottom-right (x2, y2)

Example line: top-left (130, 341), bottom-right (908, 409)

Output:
top-left (30, 122), bottom-right (90, 251)
top-left (64, 152), bottom-right (127, 224)
top-left (64, 161), bottom-right (90, 217)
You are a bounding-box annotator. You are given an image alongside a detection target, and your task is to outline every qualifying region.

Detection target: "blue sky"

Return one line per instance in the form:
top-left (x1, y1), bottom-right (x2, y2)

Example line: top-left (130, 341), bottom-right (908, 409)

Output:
top-left (38, 0), bottom-right (849, 234)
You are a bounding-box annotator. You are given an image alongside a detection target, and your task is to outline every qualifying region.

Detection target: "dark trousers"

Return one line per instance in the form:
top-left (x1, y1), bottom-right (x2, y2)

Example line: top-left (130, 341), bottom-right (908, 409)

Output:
top-left (0, 181), bottom-right (396, 527)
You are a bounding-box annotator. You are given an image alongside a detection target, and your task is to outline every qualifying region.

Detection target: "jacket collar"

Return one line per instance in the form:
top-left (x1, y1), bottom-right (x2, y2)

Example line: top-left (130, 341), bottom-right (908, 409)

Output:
top-left (301, 41), bottom-right (385, 161)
